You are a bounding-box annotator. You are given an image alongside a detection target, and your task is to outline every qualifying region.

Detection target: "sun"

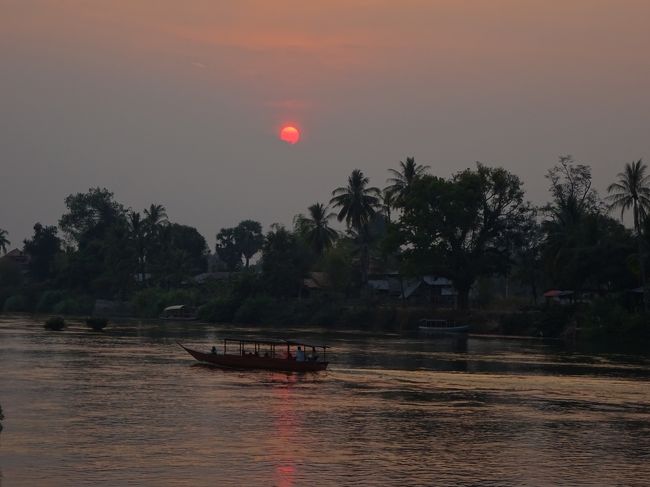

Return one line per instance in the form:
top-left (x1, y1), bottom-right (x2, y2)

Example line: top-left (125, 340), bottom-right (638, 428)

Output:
top-left (280, 125), bottom-right (300, 145)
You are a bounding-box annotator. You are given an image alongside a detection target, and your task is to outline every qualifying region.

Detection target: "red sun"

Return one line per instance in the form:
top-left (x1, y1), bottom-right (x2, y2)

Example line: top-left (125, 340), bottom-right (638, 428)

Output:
top-left (280, 125), bottom-right (300, 145)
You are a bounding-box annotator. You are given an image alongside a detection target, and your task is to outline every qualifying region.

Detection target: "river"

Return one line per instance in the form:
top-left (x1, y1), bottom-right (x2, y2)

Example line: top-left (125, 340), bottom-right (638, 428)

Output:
top-left (1, 316), bottom-right (649, 486)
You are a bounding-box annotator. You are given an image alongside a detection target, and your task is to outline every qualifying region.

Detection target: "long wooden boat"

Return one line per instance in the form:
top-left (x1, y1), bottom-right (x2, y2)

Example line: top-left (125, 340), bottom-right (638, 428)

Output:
top-left (178, 338), bottom-right (329, 372)
top-left (418, 318), bottom-right (469, 335)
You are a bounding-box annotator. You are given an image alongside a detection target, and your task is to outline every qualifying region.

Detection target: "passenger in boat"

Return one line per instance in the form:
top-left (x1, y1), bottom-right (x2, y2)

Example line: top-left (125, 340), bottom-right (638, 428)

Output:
top-left (309, 347), bottom-right (319, 362)
top-left (296, 346), bottom-right (306, 362)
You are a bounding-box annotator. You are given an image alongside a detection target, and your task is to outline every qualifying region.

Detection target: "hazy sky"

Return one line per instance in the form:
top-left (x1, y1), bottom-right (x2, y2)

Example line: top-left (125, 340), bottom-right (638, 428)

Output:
top-left (2, 0), bottom-right (650, 247)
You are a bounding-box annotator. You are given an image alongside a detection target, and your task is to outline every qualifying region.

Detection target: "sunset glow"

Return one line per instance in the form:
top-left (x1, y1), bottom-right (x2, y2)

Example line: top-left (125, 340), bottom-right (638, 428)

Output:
top-left (280, 126), bottom-right (300, 145)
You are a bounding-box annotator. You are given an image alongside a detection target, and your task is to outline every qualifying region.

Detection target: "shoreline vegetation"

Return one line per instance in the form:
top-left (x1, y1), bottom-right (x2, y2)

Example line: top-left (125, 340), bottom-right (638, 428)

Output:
top-left (1, 156), bottom-right (649, 349)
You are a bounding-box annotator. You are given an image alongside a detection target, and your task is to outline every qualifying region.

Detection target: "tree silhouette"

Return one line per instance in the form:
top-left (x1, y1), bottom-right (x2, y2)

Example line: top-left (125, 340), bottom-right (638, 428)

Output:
top-left (0, 228), bottom-right (9, 255)
top-left (330, 169), bottom-right (380, 282)
top-left (294, 203), bottom-right (339, 255)
top-left (607, 159), bottom-right (650, 310)
top-left (385, 157), bottom-right (429, 206)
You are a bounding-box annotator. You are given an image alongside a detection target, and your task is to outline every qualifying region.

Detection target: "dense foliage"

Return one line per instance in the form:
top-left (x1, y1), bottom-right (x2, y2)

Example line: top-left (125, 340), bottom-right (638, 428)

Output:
top-left (0, 155), bottom-right (648, 343)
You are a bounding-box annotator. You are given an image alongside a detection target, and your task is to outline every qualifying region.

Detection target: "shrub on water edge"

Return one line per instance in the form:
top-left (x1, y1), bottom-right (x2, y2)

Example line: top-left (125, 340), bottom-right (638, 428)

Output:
top-left (52, 296), bottom-right (93, 316)
top-left (44, 316), bottom-right (65, 330)
top-left (2, 295), bottom-right (28, 312)
top-left (36, 290), bottom-right (67, 313)
top-left (131, 288), bottom-right (166, 318)
top-left (577, 298), bottom-right (650, 346)
top-left (500, 312), bottom-right (537, 336)
top-left (307, 302), bottom-right (342, 326)
top-left (341, 306), bottom-right (375, 328)
top-left (233, 295), bottom-right (277, 324)
top-left (197, 295), bottom-right (240, 323)
top-left (86, 317), bottom-right (109, 330)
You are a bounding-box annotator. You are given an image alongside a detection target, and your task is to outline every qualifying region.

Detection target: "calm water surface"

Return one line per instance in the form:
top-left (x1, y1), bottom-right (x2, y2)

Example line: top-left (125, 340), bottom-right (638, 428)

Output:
top-left (1, 316), bottom-right (650, 486)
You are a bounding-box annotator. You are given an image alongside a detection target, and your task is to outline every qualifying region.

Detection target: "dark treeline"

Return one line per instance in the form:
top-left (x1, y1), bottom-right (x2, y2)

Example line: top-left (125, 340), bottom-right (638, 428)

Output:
top-left (0, 155), bottom-right (649, 343)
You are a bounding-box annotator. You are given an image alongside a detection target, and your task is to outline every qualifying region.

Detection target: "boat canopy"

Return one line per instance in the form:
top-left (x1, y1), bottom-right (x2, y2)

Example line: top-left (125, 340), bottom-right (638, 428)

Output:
top-left (163, 305), bottom-right (187, 311)
top-left (220, 337), bottom-right (329, 349)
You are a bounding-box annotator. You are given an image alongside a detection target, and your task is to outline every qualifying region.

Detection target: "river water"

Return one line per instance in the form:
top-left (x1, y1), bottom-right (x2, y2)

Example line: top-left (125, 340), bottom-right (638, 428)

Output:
top-left (1, 316), bottom-right (649, 486)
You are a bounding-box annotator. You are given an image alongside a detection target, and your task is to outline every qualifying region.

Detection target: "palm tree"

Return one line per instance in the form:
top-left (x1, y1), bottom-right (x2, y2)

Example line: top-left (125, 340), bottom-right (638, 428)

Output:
top-left (330, 169), bottom-right (381, 282)
top-left (0, 228), bottom-right (9, 255)
top-left (144, 204), bottom-right (168, 233)
top-left (607, 159), bottom-right (650, 310)
top-left (381, 189), bottom-right (395, 223)
top-left (331, 169), bottom-right (381, 231)
top-left (385, 157), bottom-right (429, 205)
top-left (295, 202), bottom-right (339, 255)
top-left (127, 212), bottom-right (147, 284)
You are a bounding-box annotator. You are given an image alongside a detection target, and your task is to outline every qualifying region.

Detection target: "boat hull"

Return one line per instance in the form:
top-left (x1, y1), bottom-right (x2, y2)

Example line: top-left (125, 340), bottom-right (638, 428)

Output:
top-left (180, 345), bottom-right (328, 372)
top-left (419, 325), bottom-right (469, 334)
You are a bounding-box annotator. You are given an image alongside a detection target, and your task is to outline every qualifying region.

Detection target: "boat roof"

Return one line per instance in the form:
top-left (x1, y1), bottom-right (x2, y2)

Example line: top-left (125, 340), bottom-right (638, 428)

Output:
top-left (221, 337), bottom-right (330, 349)
top-left (164, 305), bottom-right (187, 311)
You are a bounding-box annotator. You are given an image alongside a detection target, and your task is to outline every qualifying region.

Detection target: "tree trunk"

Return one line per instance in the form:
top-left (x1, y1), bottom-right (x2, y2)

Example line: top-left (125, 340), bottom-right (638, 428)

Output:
top-left (634, 203), bottom-right (648, 311)
top-left (361, 243), bottom-right (369, 284)
top-left (638, 233), bottom-right (648, 312)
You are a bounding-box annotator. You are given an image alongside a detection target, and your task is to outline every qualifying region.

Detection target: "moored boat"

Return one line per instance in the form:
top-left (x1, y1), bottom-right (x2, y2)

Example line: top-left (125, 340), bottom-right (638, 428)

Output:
top-left (160, 304), bottom-right (198, 321)
top-left (418, 318), bottom-right (469, 334)
top-left (178, 338), bottom-right (329, 372)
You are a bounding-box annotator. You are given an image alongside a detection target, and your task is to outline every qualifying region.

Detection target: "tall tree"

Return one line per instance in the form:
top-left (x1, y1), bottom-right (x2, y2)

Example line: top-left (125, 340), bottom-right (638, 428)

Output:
top-left (59, 187), bottom-right (125, 245)
top-left (234, 220), bottom-right (264, 267)
top-left (330, 169), bottom-right (381, 283)
top-left (381, 189), bottom-right (395, 223)
top-left (144, 204), bottom-right (168, 233)
top-left (127, 211), bottom-right (147, 284)
top-left (399, 163), bottom-right (529, 309)
top-left (23, 223), bottom-right (61, 280)
top-left (216, 227), bottom-right (242, 272)
top-left (156, 223), bottom-right (208, 286)
top-left (57, 188), bottom-right (128, 294)
top-left (294, 203), bottom-right (339, 255)
top-left (261, 224), bottom-right (311, 298)
top-left (607, 159), bottom-right (650, 310)
top-left (0, 228), bottom-right (9, 255)
top-left (546, 155), bottom-right (600, 214)
top-left (385, 156), bottom-right (430, 205)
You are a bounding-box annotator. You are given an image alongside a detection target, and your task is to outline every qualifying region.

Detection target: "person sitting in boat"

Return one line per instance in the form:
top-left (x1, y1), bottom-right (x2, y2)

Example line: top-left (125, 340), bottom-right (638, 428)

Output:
top-left (296, 346), bottom-right (306, 362)
top-left (211, 346), bottom-right (217, 354)
top-left (309, 347), bottom-right (319, 362)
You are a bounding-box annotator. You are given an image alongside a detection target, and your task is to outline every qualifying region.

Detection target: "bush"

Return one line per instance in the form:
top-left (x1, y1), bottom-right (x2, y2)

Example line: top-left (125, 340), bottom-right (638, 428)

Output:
top-left (198, 295), bottom-right (240, 323)
top-left (36, 290), bottom-right (67, 313)
top-left (3, 295), bottom-right (28, 312)
top-left (577, 298), bottom-right (650, 347)
top-left (500, 312), bottom-right (537, 336)
top-left (44, 316), bottom-right (65, 330)
top-left (86, 317), bottom-right (108, 331)
top-left (233, 295), bottom-right (277, 324)
top-left (52, 297), bottom-right (93, 316)
top-left (305, 302), bottom-right (340, 326)
top-left (340, 306), bottom-right (375, 328)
